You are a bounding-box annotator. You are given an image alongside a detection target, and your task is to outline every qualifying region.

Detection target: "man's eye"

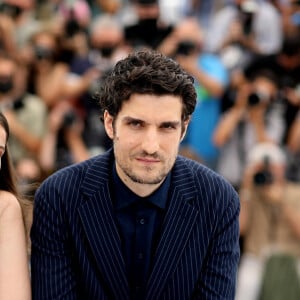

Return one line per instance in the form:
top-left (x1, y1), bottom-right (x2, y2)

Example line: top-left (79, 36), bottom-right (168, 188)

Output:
top-left (128, 120), bottom-right (142, 128)
top-left (161, 124), bottom-right (176, 130)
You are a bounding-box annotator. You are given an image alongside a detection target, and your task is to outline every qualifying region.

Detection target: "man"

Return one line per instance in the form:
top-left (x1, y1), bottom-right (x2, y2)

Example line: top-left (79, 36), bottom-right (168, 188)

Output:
top-left (237, 142), bottom-right (300, 300)
top-left (213, 69), bottom-right (284, 190)
top-left (206, 0), bottom-right (283, 71)
top-left (0, 51), bottom-right (47, 192)
top-left (30, 50), bottom-right (240, 299)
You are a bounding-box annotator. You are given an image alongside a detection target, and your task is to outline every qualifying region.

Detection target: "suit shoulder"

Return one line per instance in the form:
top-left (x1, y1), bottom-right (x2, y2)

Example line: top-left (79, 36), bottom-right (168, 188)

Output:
top-left (38, 152), bottom-right (110, 195)
top-left (176, 156), bottom-right (239, 202)
top-left (176, 155), bottom-right (226, 181)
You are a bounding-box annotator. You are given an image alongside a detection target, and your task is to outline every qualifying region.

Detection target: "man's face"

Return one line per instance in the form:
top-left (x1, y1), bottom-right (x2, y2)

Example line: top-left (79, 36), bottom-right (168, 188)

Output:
top-left (104, 93), bottom-right (189, 194)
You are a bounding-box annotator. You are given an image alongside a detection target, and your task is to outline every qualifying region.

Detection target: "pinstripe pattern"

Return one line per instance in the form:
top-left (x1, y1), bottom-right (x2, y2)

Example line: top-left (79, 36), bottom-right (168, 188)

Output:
top-left (30, 149), bottom-right (240, 299)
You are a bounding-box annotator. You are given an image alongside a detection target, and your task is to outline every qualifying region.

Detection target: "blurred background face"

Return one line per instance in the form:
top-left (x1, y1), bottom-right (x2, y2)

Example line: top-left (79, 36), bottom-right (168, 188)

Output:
top-left (91, 27), bottom-right (123, 50)
top-left (172, 17), bottom-right (203, 57)
top-left (0, 58), bottom-right (16, 95)
top-left (96, 0), bottom-right (122, 14)
top-left (174, 18), bottom-right (203, 45)
top-left (252, 76), bottom-right (278, 100)
top-left (135, 3), bottom-right (160, 20)
top-left (32, 32), bottom-right (57, 62)
top-left (34, 33), bottom-right (56, 50)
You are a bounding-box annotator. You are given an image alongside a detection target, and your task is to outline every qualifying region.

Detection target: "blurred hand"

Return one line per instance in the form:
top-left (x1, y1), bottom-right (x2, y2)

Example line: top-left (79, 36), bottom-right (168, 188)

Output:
top-left (47, 101), bottom-right (72, 133)
top-left (261, 183), bottom-right (285, 204)
top-left (284, 87), bottom-right (300, 106)
top-left (233, 82), bottom-right (251, 111)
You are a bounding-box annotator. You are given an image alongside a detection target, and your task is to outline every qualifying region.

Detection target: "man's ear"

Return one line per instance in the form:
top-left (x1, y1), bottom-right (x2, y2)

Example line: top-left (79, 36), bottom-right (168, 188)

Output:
top-left (180, 118), bottom-right (190, 142)
top-left (103, 110), bottom-right (114, 139)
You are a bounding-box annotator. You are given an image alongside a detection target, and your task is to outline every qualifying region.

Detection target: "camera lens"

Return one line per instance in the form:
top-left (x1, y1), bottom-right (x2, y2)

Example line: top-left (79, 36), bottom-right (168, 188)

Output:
top-left (253, 170), bottom-right (273, 185)
top-left (175, 41), bottom-right (197, 56)
top-left (247, 92), bottom-right (260, 106)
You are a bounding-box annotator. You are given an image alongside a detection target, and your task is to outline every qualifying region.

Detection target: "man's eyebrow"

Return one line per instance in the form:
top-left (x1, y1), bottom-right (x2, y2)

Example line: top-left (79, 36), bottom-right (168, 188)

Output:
top-left (122, 116), bottom-right (144, 123)
top-left (160, 121), bottom-right (181, 127)
top-left (122, 116), bottom-right (181, 128)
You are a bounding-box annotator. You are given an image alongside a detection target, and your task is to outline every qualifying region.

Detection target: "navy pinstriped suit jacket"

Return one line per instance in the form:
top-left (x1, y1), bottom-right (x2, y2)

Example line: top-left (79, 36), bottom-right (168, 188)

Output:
top-left (30, 149), bottom-right (240, 300)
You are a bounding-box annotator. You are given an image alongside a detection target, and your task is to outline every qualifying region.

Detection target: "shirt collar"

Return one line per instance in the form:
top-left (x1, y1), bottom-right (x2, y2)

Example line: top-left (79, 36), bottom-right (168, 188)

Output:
top-left (112, 162), bottom-right (170, 210)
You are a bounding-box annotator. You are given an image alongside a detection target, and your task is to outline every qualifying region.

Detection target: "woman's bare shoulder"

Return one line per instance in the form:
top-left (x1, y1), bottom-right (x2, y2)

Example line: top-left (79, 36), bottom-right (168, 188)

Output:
top-left (0, 190), bottom-right (22, 219)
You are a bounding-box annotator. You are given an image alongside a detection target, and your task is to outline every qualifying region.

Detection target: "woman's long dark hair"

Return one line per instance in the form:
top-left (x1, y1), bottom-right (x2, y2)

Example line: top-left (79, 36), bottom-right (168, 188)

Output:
top-left (0, 111), bottom-right (18, 195)
top-left (0, 111), bottom-right (32, 249)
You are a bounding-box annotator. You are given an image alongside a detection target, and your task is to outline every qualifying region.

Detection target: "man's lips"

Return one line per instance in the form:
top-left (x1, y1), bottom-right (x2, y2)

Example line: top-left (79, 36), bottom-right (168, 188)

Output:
top-left (136, 157), bottom-right (160, 163)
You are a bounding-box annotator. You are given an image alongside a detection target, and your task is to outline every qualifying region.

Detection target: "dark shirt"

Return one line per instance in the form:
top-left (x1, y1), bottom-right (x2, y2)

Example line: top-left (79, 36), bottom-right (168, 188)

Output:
top-left (112, 164), bottom-right (170, 299)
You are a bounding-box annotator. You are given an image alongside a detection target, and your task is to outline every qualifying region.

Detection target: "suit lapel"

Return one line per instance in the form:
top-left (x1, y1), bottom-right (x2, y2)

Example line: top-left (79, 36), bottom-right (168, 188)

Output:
top-left (76, 152), bottom-right (200, 299)
top-left (146, 160), bottom-right (199, 299)
top-left (78, 151), bottom-right (129, 299)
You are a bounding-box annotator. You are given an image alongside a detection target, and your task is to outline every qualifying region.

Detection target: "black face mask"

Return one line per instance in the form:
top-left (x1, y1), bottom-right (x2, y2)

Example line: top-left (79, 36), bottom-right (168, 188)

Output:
top-left (34, 46), bottom-right (54, 60)
top-left (99, 46), bottom-right (116, 58)
top-left (0, 77), bottom-right (13, 94)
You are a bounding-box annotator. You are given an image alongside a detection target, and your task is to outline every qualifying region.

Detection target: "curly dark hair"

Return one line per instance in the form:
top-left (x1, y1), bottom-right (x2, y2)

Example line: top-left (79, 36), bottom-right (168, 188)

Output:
top-left (96, 49), bottom-right (197, 122)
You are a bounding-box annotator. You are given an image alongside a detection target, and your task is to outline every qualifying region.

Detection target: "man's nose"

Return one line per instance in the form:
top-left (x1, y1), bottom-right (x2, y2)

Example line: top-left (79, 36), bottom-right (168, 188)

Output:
top-left (141, 128), bottom-right (160, 154)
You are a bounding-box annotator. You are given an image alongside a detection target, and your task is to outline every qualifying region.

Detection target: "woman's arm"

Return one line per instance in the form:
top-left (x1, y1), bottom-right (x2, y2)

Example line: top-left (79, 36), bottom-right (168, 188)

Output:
top-left (0, 191), bottom-right (31, 300)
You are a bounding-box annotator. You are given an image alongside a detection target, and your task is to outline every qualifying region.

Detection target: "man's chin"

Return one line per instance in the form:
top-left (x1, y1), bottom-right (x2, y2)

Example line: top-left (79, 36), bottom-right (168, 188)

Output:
top-left (128, 172), bottom-right (164, 185)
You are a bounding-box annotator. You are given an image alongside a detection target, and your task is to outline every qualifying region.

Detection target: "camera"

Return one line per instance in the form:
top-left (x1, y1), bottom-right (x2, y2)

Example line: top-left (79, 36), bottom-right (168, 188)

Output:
top-left (239, 0), bottom-right (257, 35)
top-left (175, 40), bottom-right (197, 56)
top-left (253, 156), bottom-right (273, 186)
top-left (247, 91), bottom-right (271, 106)
top-left (63, 110), bottom-right (77, 127)
top-left (253, 170), bottom-right (273, 185)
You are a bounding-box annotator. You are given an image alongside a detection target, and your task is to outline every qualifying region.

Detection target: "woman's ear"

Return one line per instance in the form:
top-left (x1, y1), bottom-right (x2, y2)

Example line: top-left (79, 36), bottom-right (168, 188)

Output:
top-left (103, 110), bottom-right (114, 139)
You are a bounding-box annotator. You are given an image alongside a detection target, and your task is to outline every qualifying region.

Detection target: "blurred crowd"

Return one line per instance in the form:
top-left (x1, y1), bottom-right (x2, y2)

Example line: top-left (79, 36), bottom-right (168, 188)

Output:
top-left (0, 0), bottom-right (300, 299)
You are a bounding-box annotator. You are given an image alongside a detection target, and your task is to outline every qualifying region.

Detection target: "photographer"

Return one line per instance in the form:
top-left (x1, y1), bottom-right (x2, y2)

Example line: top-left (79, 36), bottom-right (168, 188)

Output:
top-left (206, 0), bottom-right (283, 71)
top-left (213, 69), bottom-right (284, 189)
top-left (236, 142), bottom-right (300, 300)
top-left (38, 100), bottom-right (90, 174)
top-left (243, 31), bottom-right (300, 182)
top-left (0, 51), bottom-right (47, 191)
top-left (124, 0), bottom-right (175, 51)
top-left (162, 17), bottom-right (229, 169)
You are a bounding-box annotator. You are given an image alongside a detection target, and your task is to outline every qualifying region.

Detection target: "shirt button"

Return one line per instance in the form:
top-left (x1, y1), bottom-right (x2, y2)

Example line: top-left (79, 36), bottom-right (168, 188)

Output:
top-left (138, 253), bottom-right (144, 260)
top-left (139, 218), bottom-right (145, 225)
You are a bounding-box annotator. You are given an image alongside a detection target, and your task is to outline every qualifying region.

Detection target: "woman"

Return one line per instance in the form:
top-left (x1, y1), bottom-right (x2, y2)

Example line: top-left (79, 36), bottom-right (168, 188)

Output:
top-left (0, 111), bottom-right (31, 299)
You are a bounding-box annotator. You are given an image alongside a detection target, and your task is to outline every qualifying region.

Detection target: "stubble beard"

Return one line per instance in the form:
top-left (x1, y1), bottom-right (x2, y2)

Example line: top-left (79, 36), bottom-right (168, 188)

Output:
top-left (116, 154), bottom-right (169, 185)
top-left (112, 130), bottom-right (178, 185)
